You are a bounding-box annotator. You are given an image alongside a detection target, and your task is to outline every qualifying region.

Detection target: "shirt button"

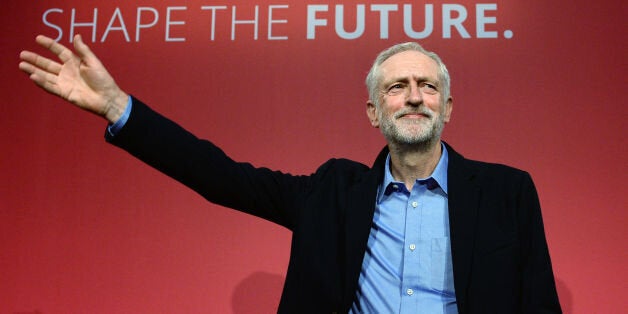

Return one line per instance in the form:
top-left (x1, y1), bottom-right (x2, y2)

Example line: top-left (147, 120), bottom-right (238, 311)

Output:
top-left (392, 184), bottom-right (399, 190)
top-left (406, 288), bottom-right (414, 296)
top-left (411, 201), bottom-right (418, 208)
top-left (409, 244), bottom-right (416, 251)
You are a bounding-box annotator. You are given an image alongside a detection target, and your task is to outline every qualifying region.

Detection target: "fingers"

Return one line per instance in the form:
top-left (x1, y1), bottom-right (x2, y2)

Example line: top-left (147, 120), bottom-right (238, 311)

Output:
top-left (73, 34), bottom-right (102, 68)
top-left (19, 36), bottom-right (68, 97)
top-left (19, 50), bottom-right (62, 75)
top-left (28, 34), bottom-right (101, 70)
top-left (19, 61), bottom-right (61, 96)
top-left (35, 35), bottom-right (74, 63)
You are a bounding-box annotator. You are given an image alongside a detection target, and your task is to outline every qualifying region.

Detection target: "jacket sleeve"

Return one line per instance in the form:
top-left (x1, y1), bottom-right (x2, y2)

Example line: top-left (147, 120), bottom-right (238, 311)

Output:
top-left (105, 96), bottom-right (308, 230)
top-left (519, 173), bottom-right (562, 313)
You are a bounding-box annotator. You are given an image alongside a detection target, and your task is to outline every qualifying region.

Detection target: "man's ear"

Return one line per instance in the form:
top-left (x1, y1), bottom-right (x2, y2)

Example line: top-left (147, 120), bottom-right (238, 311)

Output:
top-left (443, 96), bottom-right (453, 123)
top-left (366, 100), bottom-right (380, 128)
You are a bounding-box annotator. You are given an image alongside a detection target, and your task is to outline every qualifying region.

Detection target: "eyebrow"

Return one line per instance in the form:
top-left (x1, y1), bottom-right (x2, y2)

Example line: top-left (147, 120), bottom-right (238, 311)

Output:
top-left (382, 75), bottom-right (439, 88)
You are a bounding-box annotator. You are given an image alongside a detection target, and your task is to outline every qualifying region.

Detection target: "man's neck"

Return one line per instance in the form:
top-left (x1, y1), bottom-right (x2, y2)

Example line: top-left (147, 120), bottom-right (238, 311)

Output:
top-left (388, 140), bottom-right (443, 190)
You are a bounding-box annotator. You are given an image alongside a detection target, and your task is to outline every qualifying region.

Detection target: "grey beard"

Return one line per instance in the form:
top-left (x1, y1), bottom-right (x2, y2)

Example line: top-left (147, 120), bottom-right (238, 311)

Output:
top-left (380, 114), bottom-right (445, 150)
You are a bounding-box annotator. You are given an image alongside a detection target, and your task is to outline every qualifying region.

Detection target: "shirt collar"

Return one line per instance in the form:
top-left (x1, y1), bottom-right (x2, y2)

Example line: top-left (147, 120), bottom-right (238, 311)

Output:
top-left (378, 143), bottom-right (449, 202)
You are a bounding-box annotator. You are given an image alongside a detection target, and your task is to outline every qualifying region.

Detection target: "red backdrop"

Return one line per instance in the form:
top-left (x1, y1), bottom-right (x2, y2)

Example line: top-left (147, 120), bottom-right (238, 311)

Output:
top-left (2, 1), bottom-right (626, 313)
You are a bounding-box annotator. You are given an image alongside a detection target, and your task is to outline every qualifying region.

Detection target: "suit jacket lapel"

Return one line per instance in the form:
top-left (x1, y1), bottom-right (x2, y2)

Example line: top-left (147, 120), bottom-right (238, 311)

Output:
top-left (445, 143), bottom-right (481, 311)
top-left (342, 147), bottom-right (388, 309)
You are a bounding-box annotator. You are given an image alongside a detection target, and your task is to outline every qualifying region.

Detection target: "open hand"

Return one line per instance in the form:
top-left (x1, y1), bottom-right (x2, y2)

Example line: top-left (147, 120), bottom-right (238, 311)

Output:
top-left (19, 34), bottom-right (128, 123)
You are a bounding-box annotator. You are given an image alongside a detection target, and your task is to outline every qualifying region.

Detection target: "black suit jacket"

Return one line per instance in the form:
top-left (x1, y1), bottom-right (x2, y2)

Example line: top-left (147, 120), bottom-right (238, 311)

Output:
top-left (107, 97), bottom-right (561, 313)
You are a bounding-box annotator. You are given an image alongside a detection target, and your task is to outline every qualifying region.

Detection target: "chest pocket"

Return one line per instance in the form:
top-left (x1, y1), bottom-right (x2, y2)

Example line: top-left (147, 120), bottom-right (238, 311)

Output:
top-left (430, 237), bottom-right (455, 295)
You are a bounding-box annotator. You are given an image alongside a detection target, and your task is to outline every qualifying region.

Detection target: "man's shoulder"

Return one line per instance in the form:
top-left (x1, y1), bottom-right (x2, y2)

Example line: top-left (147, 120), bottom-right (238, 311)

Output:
top-left (314, 158), bottom-right (371, 178)
top-left (463, 158), bottom-right (528, 175)
top-left (453, 156), bottom-right (534, 191)
top-left (446, 143), bottom-right (529, 178)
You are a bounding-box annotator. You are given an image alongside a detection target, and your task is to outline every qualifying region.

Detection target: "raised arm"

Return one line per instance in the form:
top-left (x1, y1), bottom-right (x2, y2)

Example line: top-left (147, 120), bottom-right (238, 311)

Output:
top-left (19, 34), bottom-right (128, 123)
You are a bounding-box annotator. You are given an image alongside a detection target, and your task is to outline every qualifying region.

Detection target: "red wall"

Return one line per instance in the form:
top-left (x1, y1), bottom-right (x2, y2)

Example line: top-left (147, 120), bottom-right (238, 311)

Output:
top-left (2, 1), bottom-right (626, 312)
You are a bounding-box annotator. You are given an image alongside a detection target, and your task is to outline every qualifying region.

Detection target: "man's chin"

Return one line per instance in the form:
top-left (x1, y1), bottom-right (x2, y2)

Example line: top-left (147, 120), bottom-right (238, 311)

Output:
top-left (388, 133), bottom-right (434, 146)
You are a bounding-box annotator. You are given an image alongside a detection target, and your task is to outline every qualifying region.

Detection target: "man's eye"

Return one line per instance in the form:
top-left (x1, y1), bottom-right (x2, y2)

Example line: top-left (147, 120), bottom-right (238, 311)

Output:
top-left (386, 84), bottom-right (404, 95)
top-left (387, 84), bottom-right (405, 92)
top-left (421, 83), bottom-right (438, 94)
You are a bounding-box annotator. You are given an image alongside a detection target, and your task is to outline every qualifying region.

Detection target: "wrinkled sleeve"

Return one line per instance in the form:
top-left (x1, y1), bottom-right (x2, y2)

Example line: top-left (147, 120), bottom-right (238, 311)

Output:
top-left (105, 96), bottom-right (311, 230)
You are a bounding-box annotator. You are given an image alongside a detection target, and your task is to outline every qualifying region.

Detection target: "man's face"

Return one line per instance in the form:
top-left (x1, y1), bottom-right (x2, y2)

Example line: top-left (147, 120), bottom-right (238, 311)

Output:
top-left (367, 50), bottom-right (453, 146)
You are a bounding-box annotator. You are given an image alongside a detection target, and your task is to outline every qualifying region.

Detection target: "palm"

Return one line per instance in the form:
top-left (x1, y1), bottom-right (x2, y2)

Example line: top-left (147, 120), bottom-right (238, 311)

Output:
top-left (56, 52), bottom-right (113, 113)
top-left (19, 35), bottom-right (127, 121)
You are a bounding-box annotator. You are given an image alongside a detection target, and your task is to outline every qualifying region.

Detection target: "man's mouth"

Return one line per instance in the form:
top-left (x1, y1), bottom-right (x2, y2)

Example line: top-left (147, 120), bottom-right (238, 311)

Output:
top-left (401, 113), bottom-right (428, 118)
top-left (396, 111), bottom-right (432, 120)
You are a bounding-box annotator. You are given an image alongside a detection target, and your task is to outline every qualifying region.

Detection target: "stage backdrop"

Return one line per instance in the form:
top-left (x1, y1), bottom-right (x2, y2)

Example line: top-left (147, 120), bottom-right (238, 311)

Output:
top-left (2, 0), bottom-right (626, 313)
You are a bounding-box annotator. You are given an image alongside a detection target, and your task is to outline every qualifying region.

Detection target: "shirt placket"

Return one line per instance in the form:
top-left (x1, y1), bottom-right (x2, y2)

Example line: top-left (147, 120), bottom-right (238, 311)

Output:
top-left (399, 183), bottom-right (423, 312)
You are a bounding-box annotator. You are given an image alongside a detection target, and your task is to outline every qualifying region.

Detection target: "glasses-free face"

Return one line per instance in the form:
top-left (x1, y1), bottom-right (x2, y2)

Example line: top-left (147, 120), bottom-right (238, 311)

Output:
top-left (367, 50), bottom-right (452, 146)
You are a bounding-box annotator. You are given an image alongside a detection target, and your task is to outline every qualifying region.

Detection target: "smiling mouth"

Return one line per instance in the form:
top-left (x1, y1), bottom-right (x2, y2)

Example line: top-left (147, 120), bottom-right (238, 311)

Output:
top-left (401, 113), bottom-right (428, 118)
top-left (398, 112), bottom-right (431, 120)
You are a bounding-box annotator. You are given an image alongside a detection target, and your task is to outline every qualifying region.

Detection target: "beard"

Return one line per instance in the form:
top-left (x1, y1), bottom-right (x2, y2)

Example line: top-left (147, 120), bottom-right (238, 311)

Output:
top-left (379, 106), bottom-right (445, 147)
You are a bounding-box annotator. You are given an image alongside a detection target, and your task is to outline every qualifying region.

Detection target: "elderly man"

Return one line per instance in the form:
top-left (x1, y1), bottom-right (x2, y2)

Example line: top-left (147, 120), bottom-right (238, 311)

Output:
top-left (19, 35), bottom-right (561, 313)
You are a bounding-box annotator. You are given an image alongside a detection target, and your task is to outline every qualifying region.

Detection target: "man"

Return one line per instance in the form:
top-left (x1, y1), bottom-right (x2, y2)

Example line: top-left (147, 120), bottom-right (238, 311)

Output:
top-left (19, 35), bottom-right (561, 313)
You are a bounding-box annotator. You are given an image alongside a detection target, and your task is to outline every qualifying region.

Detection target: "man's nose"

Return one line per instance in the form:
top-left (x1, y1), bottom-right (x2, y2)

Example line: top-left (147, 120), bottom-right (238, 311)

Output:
top-left (406, 83), bottom-right (423, 106)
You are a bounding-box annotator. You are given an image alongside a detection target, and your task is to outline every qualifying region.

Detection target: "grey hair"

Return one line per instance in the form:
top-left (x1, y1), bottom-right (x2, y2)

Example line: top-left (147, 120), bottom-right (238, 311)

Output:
top-left (365, 42), bottom-right (451, 107)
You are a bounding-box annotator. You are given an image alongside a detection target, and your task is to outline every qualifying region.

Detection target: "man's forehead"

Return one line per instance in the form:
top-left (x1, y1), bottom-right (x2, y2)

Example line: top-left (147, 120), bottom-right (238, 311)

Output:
top-left (379, 51), bottom-right (439, 78)
top-left (379, 51), bottom-right (440, 86)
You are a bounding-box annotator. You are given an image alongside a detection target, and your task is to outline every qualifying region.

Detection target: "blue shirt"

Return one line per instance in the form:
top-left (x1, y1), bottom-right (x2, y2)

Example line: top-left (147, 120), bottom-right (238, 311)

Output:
top-left (351, 146), bottom-right (457, 314)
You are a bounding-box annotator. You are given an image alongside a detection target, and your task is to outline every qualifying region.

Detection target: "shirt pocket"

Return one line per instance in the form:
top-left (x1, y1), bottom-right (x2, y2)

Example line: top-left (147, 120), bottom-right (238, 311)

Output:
top-left (430, 237), bottom-right (455, 295)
